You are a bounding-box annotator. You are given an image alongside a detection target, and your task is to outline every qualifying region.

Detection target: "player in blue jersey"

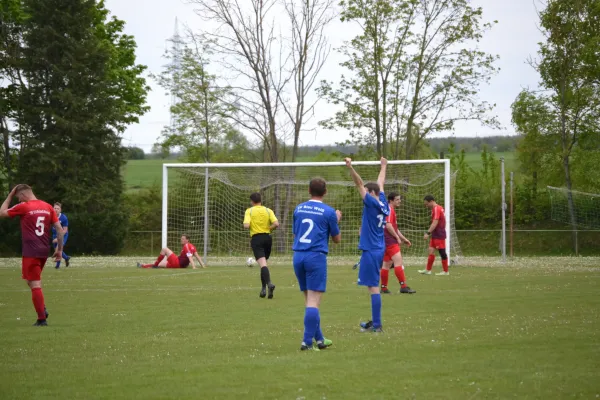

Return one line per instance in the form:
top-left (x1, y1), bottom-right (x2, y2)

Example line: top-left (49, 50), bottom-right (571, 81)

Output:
top-left (52, 202), bottom-right (71, 269)
top-left (345, 157), bottom-right (389, 332)
top-left (293, 178), bottom-right (342, 351)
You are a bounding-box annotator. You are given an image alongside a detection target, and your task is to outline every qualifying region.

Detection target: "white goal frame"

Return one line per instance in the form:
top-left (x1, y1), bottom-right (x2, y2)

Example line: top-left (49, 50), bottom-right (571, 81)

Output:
top-left (162, 160), bottom-right (452, 262)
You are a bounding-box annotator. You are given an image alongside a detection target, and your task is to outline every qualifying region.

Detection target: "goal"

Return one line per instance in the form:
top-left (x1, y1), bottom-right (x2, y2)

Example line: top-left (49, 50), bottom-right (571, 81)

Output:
top-left (548, 186), bottom-right (600, 229)
top-left (162, 160), bottom-right (461, 264)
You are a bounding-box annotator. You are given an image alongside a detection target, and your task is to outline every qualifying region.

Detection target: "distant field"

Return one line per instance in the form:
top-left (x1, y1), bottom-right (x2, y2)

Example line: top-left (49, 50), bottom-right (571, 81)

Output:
top-left (123, 151), bottom-right (520, 190)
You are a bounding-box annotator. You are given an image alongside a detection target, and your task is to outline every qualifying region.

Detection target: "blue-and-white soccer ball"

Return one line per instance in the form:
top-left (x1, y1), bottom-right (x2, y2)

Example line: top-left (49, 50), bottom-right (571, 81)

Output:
top-left (246, 257), bottom-right (256, 267)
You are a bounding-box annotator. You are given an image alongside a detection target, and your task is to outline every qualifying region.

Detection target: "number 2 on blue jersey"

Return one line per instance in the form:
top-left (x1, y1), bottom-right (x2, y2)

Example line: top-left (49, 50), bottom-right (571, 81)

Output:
top-left (299, 219), bottom-right (314, 243)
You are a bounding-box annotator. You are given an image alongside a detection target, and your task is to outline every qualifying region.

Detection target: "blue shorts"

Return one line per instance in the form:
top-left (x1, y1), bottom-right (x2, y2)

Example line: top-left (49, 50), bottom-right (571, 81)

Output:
top-left (358, 249), bottom-right (384, 287)
top-left (52, 235), bottom-right (68, 247)
top-left (293, 251), bottom-right (327, 292)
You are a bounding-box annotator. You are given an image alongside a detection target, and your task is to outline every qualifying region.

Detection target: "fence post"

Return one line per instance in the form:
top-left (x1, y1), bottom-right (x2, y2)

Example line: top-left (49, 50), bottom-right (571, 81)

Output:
top-left (151, 231), bottom-right (154, 256)
top-left (575, 230), bottom-right (579, 256)
top-left (500, 158), bottom-right (506, 262)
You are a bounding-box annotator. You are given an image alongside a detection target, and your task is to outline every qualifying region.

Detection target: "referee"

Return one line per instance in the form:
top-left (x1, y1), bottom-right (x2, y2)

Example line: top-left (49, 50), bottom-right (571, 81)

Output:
top-left (243, 192), bottom-right (280, 299)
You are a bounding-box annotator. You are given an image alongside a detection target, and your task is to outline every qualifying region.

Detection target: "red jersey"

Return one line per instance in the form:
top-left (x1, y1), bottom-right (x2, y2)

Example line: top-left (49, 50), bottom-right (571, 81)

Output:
top-left (7, 200), bottom-right (58, 258)
top-left (384, 207), bottom-right (398, 247)
top-left (431, 204), bottom-right (446, 240)
top-left (178, 243), bottom-right (197, 267)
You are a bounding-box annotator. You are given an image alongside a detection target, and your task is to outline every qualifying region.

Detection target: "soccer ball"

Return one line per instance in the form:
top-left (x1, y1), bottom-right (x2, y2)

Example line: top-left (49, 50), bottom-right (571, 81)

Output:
top-left (246, 257), bottom-right (256, 267)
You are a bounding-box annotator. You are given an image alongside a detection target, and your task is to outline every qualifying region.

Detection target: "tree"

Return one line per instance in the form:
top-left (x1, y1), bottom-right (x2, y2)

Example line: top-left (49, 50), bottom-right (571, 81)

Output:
top-left (2, 0), bottom-right (149, 254)
top-left (320, 0), bottom-right (499, 159)
top-left (153, 33), bottom-right (236, 162)
top-left (125, 146), bottom-right (146, 160)
top-left (512, 0), bottom-right (600, 243)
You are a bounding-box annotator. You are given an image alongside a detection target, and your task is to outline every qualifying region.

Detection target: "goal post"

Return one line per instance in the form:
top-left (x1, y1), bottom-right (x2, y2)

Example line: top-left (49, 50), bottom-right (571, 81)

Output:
top-left (162, 160), bottom-right (460, 264)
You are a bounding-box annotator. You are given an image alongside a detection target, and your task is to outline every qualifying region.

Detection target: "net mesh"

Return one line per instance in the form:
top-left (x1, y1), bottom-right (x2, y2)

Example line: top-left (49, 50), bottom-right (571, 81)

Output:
top-left (548, 186), bottom-right (600, 229)
top-left (165, 162), bottom-right (462, 263)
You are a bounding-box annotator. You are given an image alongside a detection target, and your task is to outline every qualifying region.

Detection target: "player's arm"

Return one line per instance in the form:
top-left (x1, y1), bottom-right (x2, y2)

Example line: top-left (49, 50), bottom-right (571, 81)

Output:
top-left (425, 210), bottom-right (440, 239)
top-left (0, 186), bottom-right (17, 218)
top-left (53, 221), bottom-right (64, 255)
top-left (193, 252), bottom-right (206, 268)
top-left (345, 158), bottom-right (367, 199)
top-left (243, 209), bottom-right (251, 229)
top-left (269, 209), bottom-right (279, 231)
top-left (63, 217), bottom-right (69, 234)
top-left (377, 157), bottom-right (388, 193)
top-left (386, 221), bottom-right (402, 243)
top-left (331, 210), bottom-right (342, 243)
top-left (397, 229), bottom-right (411, 246)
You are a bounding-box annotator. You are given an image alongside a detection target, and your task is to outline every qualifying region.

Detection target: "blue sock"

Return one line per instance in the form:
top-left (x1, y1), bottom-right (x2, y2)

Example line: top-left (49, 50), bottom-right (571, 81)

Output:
top-left (371, 294), bottom-right (382, 328)
top-left (62, 251), bottom-right (70, 260)
top-left (314, 316), bottom-right (324, 342)
top-left (303, 307), bottom-right (319, 346)
top-left (55, 260), bottom-right (61, 268)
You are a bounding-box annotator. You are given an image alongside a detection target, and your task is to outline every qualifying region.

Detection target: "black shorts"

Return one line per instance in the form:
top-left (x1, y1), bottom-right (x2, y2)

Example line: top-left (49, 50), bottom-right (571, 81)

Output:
top-left (250, 233), bottom-right (272, 260)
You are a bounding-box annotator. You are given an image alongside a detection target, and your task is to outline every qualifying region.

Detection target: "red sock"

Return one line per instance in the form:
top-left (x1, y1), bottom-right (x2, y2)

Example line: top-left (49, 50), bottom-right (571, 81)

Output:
top-left (380, 268), bottom-right (389, 287)
top-left (394, 265), bottom-right (408, 288)
top-left (141, 264), bottom-right (154, 268)
top-left (442, 259), bottom-right (449, 273)
top-left (427, 255), bottom-right (435, 271)
top-left (153, 255), bottom-right (165, 267)
top-left (31, 288), bottom-right (46, 320)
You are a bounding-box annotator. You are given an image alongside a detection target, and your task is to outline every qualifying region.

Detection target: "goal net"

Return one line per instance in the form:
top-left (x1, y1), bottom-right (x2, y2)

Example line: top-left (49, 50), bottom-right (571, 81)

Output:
top-left (162, 161), bottom-right (462, 265)
top-left (548, 186), bottom-right (600, 229)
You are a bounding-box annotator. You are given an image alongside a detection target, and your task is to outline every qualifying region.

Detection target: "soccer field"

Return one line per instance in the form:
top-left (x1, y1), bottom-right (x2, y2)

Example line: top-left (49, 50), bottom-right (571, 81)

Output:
top-left (0, 257), bottom-right (599, 400)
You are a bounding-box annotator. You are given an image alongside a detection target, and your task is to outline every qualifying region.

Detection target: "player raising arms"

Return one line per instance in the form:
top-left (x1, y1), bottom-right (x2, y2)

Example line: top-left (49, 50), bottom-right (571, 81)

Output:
top-left (419, 195), bottom-right (449, 276)
top-left (381, 192), bottom-right (416, 294)
top-left (0, 184), bottom-right (63, 326)
top-left (138, 234), bottom-right (205, 269)
top-left (293, 178), bottom-right (342, 351)
top-left (52, 202), bottom-right (71, 269)
top-left (244, 193), bottom-right (279, 299)
top-left (346, 157), bottom-right (389, 333)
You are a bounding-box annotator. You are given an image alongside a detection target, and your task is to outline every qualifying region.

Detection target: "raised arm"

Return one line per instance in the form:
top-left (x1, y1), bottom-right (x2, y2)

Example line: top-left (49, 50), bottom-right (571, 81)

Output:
top-left (0, 187), bottom-right (17, 218)
top-left (345, 158), bottom-right (367, 199)
top-left (377, 157), bottom-right (388, 193)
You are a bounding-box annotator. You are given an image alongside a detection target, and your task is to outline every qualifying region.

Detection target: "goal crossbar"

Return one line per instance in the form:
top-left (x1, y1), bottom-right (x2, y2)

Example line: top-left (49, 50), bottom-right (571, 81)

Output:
top-left (162, 160), bottom-right (452, 262)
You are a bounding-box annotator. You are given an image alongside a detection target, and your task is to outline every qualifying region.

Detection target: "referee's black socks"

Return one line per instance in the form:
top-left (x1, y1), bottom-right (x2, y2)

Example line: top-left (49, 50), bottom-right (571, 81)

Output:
top-left (260, 266), bottom-right (271, 288)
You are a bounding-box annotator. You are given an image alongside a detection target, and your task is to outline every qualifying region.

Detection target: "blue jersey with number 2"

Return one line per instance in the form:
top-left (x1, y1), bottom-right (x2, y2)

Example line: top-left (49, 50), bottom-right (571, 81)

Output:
top-left (292, 200), bottom-right (340, 253)
top-left (359, 192), bottom-right (389, 251)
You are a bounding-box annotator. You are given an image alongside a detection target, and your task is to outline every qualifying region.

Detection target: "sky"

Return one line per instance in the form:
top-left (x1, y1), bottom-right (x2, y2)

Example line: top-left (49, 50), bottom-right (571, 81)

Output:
top-left (104, 0), bottom-right (544, 153)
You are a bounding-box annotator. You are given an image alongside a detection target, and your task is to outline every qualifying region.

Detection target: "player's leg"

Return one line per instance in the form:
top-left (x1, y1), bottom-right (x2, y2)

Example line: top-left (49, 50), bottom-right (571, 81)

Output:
top-left (419, 244), bottom-right (436, 274)
top-left (436, 245), bottom-right (449, 275)
top-left (139, 247), bottom-right (170, 268)
top-left (252, 235), bottom-right (269, 298)
top-left (62, 235), bottom-right (70, 267)
top-left (301, 252), bottom-right (328, 350)
top-left (165, 252), bottom-right (181, 268)
top-left (391, 251), bottom-right (416, 293)
top-left (380, 260), bottom-right (393, 294)
top-left (52, 239), bottom-right (61, 269)
top-left (358, 251), bottom-right (384, 332)
top-left (259, 235), bottom-right (275, 299)
top-left (23, 258), bottom-right (48, 326)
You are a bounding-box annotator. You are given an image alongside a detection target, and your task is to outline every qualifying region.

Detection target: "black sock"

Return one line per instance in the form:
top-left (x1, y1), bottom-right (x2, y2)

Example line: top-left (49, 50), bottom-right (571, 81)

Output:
top-left (260, 266), bottom-right (271, 287)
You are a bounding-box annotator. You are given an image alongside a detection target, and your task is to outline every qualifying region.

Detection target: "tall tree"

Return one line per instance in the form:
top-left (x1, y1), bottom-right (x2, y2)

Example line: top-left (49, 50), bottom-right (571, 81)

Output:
top-left (512, 0), bottom-right (600, 240)
top-left (2, 0), bottom-right (149, 254)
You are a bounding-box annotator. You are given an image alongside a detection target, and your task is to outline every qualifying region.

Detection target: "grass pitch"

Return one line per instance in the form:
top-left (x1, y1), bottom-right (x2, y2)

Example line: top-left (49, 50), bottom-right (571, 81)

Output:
top-left (0, 257), bottom-right (599, 400)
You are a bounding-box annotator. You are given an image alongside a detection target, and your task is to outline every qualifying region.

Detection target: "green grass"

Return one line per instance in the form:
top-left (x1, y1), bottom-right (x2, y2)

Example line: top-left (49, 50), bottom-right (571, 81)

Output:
top-left (1, 257), bottom-right (599, 399)
top-left (460, 151), bottom-right (519, 172)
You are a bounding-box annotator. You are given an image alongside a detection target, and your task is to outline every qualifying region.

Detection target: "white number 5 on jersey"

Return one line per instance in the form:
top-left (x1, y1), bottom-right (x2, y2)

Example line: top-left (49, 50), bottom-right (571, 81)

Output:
top-left (35, 216), bottom-right (45, 236)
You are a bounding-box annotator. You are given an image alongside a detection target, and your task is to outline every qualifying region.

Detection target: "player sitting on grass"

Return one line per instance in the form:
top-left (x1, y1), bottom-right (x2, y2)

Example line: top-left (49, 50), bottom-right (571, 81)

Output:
top-left (292, 178), bottom-right (342, 351)
top-left (52, 202), bottom-right (71, 269)
top-left (0, 184), bottom-right (64, 326)
top-left (419, 195), bottom-right (449, 276)
top-left (138, 234), bottom-right (205, 269)
top-left (381, 192), bottom-right (416, 294)
top-left (346, 157), bottom-right (389, 333)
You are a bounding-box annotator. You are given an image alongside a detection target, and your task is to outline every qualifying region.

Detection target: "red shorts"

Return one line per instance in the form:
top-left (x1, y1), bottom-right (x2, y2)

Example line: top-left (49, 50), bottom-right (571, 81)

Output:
top-left (22, 257), bottom-right (47, 281)
top-left (166, 254), bottom-right (181, 268)
top-left (383, 244), bottom-right (401, 262)
top-left (430, 238), bottom-right (446, 250)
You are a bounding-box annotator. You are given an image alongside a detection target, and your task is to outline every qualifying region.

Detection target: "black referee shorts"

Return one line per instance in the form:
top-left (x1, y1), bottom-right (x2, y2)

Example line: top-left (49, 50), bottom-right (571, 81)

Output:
top-left (250, 233), bottom-right (272, 260)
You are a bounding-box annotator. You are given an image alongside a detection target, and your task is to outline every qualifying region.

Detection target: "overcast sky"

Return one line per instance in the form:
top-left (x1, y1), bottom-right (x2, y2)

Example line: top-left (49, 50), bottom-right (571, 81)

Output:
top-left (104, 0), bottom-right (544, 152)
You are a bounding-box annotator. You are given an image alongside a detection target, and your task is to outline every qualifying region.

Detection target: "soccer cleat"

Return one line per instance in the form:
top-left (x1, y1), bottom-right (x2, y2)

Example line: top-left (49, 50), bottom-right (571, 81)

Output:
top-left (300, 343), bottom-right (320, 351)
top-left (436, 271), bottom-right (450, 276)
top-left (267, 283), bottom-right (275, 299)
top-left (418, 269), bottom-right (432, 275)
top-left (352, 262), bottom-right (360, 270)
top-left (259, 287), bottom-right (267, 298)
top-left (33, 319), bottom-right (47, 327)
top-left (44, 307), bottom-right (49, 319)
top-left (65, 258), bottom-right (70, 267)
top-left (400, 286), bottom-right (416, 294)
top-left (136, 262), bottom-right (142, 268)
top-left (359, 320), bottom-right (373, 331)
top-left (381, 285), bottom-right (391, 294)
top-left (316, 338), bottom-right (333, 350)
top-left (372, 326), bottom-right (384, 333)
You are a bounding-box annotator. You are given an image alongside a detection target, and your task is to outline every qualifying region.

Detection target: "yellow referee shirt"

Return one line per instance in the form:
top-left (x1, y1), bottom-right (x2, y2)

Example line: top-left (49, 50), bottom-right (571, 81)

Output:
top-left (244, 206), bottom-right (278, 237)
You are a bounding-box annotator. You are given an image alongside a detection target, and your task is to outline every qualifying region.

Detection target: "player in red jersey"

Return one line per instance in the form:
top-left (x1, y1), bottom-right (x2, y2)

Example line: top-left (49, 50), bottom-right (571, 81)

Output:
top-left (138, 234), bottom-right (205, 269)
top-left (0, 184), bottom-right (64, 326)
top-left (419, 195), bottom-right (449, 276)
top-left (381, 192), bottom-right (416, 294)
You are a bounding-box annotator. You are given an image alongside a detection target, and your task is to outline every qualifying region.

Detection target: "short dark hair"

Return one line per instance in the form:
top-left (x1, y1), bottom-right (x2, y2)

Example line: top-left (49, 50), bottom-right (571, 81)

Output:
top-left (309, 178), bottom-right (327, 197)
top-left (388, 192), bottom-right (400, 202)
top-left (424, 195), bottom-right (435, 202)
top-left (364, 182), bottom-right (380, 195)
top-left (182, 234), bottom-right (191, 240)
top-left (14, 184), bottom-right (32, 194)
top-left (54, 202), bottom-right (62, 207)
top-left (250, 192), bottom-right (262, 204)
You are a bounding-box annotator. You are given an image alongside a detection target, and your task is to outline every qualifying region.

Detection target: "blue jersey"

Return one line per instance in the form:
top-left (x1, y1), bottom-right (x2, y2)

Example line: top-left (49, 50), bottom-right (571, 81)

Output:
top-left (52, 213), bottom-right (69, 238)
top-left (358, 192), bottom-right (389, 251)
top-left (292, 200), bottom-right (340, 253)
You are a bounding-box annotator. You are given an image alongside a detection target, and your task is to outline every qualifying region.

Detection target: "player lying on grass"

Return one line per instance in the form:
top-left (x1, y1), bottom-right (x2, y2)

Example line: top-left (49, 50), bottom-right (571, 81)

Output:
top-left (419, 195), bottom-right (449, 276)
top-left (381, 192), bottom-right (416, 294)
top-left (292, 178), bottom-right (342, 351)
top-left (138, 235), bottom-right (205, 269)
top-left (244, 192), bottom-right (279, 299)
top-left (0, 184), bottom-right (63, 326)
top-left (52, 202), bottom-right (71, 269)
top-left (346, 157), bottom-right (389, 333)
